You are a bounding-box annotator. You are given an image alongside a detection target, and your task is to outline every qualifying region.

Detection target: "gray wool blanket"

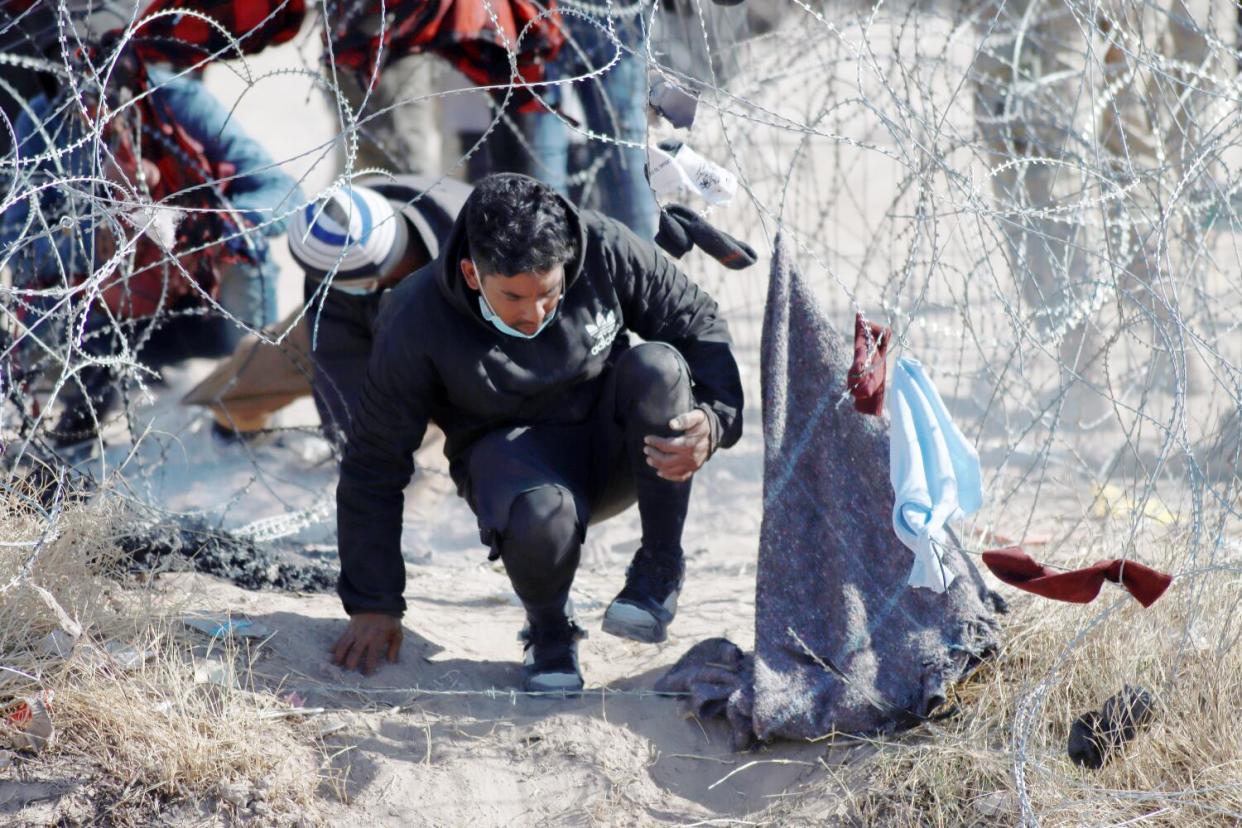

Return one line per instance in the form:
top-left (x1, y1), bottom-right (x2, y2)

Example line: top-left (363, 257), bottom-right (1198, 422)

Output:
top-left (657, 237), bottom-right (1001, 748)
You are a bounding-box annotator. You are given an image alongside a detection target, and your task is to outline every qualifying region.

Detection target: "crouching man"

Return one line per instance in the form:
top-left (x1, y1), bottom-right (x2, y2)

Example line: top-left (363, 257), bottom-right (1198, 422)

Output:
top-left (331, 174), bottom-right (743, 692)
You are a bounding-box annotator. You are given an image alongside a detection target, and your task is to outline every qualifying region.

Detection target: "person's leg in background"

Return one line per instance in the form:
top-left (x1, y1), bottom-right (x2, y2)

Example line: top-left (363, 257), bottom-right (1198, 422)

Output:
top-left (971, 0), bottom-right (1107, 424)
top-left (577, 15), bottom-right (658, 240)
top-left (437, 69), bottom-right (501, 182)
top-left (527, 12), bottom-right (657, 238)
top-left (336, 55), bottom-right (442, 176)
top-left (0, 4), bottom-right (58, 158)
top-left (1096, 0), bottom-right (1220, 396)
top-left (375, 55), bottom-right (441, 176)
top-left (479, 89), bottom-right (537, 178)
top-left (525, 83), bottom-right (571, 197)
top-left (523, 20), bottom-right (577, 199)
top-left (213, 255), bottom-right (280, 354)
top-left (49, 307), bottom-right (124, 446)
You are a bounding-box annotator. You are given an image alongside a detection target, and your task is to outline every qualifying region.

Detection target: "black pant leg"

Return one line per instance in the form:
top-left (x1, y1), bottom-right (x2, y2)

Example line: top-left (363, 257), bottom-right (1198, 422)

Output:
top-left (481, 89), bottom-right (534, 178)
top-left (464, 424), bottom-right (593, 621)
top-left (592, 342), bottom-right (696, 555)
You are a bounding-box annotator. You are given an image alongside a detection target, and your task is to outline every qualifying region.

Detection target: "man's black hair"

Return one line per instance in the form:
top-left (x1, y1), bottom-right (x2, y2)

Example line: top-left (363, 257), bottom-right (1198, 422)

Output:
top-left (466, 174), bottom-right (577, 277)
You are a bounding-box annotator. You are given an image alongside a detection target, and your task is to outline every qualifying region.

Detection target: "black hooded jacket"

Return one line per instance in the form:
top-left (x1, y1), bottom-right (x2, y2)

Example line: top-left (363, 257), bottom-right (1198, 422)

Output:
top-left (336, 188), bottom-right (744, 616)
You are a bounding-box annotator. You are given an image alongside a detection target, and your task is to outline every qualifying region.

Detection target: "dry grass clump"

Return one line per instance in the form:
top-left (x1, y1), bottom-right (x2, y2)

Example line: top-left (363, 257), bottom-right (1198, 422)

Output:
top-left (0, 496), bottom-right (325, 826)
top-left (807, 523), bottom-right (1242, 826)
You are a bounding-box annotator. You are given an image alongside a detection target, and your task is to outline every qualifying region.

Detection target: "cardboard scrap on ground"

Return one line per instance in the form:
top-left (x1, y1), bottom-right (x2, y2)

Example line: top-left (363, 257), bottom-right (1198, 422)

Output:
top-left (181, 308), bottom-right (314, 430)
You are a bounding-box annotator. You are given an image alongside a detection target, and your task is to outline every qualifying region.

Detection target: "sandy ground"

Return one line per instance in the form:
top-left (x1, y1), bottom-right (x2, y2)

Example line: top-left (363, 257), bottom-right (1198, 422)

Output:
top-left (166, 562), bottom-right (843, 827)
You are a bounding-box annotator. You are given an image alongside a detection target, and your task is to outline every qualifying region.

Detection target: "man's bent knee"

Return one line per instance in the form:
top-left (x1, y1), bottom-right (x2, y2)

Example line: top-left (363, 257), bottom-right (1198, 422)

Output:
top-left (613, 343), bottom-right (692, 425)
top-left (501, 485), bottom-right (581, 570)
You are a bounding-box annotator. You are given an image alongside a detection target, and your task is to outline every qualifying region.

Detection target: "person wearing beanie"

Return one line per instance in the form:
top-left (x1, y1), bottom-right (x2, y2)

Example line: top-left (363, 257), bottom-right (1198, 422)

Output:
top-left (330, 173), bottom-right (744, 694)
top-left (287, 176), bottom-right (471, 441)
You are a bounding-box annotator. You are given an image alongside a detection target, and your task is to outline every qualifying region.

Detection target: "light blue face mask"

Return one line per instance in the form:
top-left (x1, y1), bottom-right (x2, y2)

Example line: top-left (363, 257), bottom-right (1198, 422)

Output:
top-left (476, 278), bottom-right (560, 340)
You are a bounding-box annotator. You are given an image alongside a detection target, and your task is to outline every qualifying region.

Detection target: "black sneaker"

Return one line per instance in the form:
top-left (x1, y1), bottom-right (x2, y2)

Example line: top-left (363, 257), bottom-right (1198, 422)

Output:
top-left (51, 372), bottom-right (119, 447)
top-left (602, 548), bottom-right (685, 644)
top-left (518, 613), bottom-right (586, 695)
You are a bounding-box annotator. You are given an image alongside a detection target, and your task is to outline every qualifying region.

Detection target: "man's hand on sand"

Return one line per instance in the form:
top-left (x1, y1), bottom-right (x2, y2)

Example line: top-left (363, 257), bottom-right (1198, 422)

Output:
top-left (643, 408), bottom-right (713, 482)
top-left (331, 613), bottom-right (403, 675)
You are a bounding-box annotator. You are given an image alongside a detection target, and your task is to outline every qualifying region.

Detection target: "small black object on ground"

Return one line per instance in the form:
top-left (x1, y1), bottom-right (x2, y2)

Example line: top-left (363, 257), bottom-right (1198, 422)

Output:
top-left (1068, 685), bottom-right (1156, 769)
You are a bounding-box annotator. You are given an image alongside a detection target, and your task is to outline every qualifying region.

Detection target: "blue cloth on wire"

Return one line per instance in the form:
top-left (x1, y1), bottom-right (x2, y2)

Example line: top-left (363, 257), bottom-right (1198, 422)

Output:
top-left (889, 357), bottom-right (983, 592)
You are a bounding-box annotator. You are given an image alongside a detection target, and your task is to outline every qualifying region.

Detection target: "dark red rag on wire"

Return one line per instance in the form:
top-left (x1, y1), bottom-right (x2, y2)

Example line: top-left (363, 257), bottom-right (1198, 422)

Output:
top-left (982, 547), bottom-right (1173, 608)
top-left (847, 313), bottom-right (889, 415)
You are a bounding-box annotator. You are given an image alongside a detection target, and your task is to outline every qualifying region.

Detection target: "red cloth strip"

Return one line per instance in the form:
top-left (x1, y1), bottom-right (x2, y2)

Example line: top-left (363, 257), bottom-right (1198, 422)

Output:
top-left (847, 313), bottom-right (889, 415)
top-left (982, 546), bottom-right (1173, 608)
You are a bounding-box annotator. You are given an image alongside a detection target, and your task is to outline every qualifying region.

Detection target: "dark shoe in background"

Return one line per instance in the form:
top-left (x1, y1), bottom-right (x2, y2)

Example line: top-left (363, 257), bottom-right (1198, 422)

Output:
top-left (51, 367), bottom-right (120, 447)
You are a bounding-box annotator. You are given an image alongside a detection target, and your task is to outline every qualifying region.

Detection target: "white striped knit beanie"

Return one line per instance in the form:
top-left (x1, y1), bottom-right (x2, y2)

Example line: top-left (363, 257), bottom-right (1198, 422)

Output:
top-left (288, 185), bottom-right (408, 281)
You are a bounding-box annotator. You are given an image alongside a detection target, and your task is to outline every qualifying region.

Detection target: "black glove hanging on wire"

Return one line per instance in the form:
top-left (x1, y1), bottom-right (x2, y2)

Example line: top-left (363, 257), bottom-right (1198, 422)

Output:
top-left (655, 204), bottom-right (758, 270)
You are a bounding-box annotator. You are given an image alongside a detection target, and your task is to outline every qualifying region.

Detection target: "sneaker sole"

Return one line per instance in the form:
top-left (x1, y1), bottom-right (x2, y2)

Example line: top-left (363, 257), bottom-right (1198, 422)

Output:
top-left (601, 602), bottom-right (668, 644)
top-left (524, 672), bottom-right (585, 696)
